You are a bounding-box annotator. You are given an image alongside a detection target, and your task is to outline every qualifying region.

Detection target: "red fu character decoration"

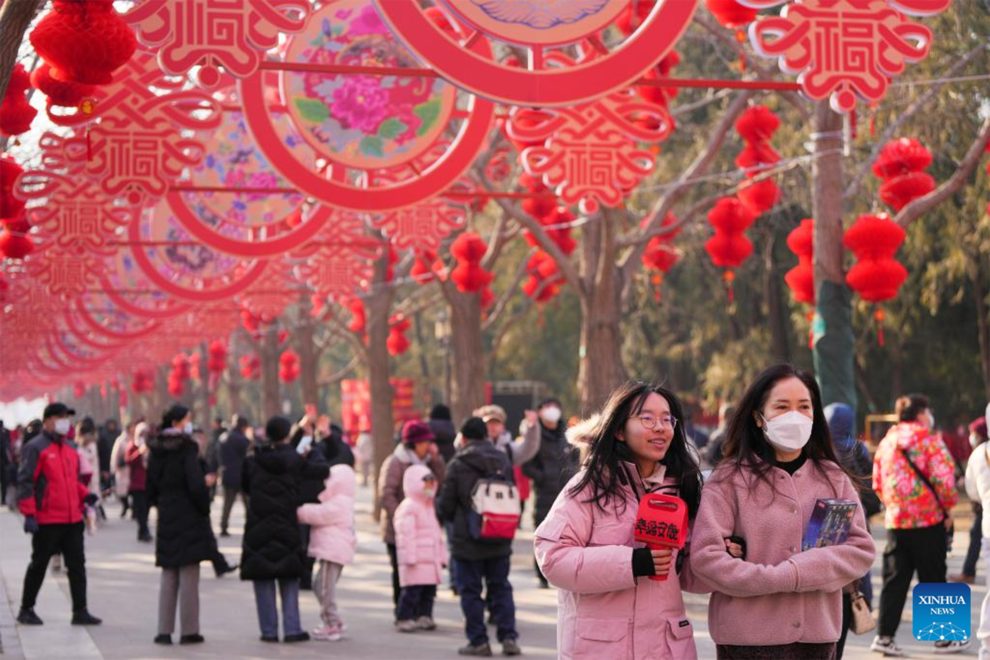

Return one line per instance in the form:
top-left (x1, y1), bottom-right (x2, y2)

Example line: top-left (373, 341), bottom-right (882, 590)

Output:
top-left (634, 493), bottom-right (688, 582)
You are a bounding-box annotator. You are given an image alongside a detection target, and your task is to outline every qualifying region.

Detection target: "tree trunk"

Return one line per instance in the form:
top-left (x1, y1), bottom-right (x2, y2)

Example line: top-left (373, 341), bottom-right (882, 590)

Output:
top-left (446, 286), bottom-right (486, 423)
top-left (811, 102), bottom-right (857, 409)
top-left (260, 324), bottom-right (281, 419)
top-left (197, 342), bottom-right (211, 426)
top-left (294, 300), bottom-right (321, 408)
top-left (0, 0), bottom-right (44, 101)
top-left (577, 217), bottom-right (628, 413)
top-left (366, 257), bottom-right (396, 492)
top-left (412, 312), bottom-right (437, 405)
top-left (764, 234), bottom-right (792, 362)
top-left (973, 263), bottom-right (990, 401)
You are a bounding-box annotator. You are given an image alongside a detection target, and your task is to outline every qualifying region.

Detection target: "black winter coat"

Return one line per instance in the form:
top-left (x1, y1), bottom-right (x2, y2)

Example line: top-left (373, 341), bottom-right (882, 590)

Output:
top-left (437, 440), bottom-right (514, 561)
top-left (521, 423), bottom-right (580, 522)
top-left (146, 431), bottom-right (214, 568)
top-left (429, 418), bottom-right (457, 463)
top-left (219, 428), bottom-right (250, 490)
top-left (240, 443), bottom-right (329, 580)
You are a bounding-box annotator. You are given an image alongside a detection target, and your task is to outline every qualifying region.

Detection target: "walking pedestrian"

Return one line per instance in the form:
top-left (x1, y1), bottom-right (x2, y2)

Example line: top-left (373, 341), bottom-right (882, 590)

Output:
top-left (109, 421), bottom-right (134, 518)
top-left (872, 393), bottom-right (967, 655)
top-left (429, 404), bottom-right (457, 463)
top-left (240, 415), bottom-right (329, 643)
top-left (394, 464), bottom-right (447, 633)
top-left (219, 414), bottom-right (251, 537)
top-left (438, 417), bottom-right (521, 657)
top-left (297, 464), bottom-right (357, 641)
top-left (534, 382), bottom-right (705, 659)
top-left (377, 420), bottom-right (446, 615)
top-left (522, 397), bottom-right (580, 588)
top-left (147, 405), bottom-right (214, 645)
top-left (127, 422), bottom-right (153, 542)
top-left (690, 364), bottom-right (875, 659)
top-left (951, 415), bottom-right (989, 585)
top-left (16, 402), bottom-right (102, 626)
top-left (965, 404), bottom-right (990, 660)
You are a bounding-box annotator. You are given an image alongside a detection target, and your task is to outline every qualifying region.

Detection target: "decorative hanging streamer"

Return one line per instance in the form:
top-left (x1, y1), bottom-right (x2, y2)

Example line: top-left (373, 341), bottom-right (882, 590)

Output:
top-left (843, 213), bottom-right (908, 346)
top-left (704, 197), bottom-right (757, 303)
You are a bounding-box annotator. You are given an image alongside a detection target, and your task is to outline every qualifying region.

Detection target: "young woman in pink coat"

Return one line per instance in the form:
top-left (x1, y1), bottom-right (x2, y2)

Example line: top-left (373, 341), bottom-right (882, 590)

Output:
top-left (297, 464), bottom-right (357, 641)
top-left (690, 364), bottom-right (876, 659)
top-left (534, 382), bottom-right (706, 659)
top-left (394, 463), bottom-right (448, 633)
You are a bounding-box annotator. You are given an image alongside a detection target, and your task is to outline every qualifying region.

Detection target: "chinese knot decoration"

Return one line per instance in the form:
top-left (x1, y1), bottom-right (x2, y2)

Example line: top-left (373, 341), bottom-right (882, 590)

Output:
top-left (640, 213), bottom-right (682, 302)
top-left (735, 105), bottom-right (782, 215)
top-left (704, 197), bottom-right (758, 301)
top-left (872, 137), bottom-right (936, 211)
top-left (843, 212), bottom-right (908, 345)
top-left (743, 0), bottom-right (950, 112)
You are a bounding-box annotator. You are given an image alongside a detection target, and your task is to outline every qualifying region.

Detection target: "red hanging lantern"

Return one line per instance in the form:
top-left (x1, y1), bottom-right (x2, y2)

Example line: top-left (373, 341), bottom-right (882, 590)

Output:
top-left (0, 64), bottom-right (38, 136)
top-left (843, 213), bottom-right (908, 346)
top-left (207, 340), bottom-right (227, 375)
top-left (345, 297), bottom-right (366, 335)
top-left (239, 354), bottom-right (261, 381)
top-left (872, 138), bottom-right (936, 212)
top-left (450, 232), bottom-right (493, 293)
top-left (707, 197), bottom-right (757, 235)
top-left (878, 172), bottom-right (936, 211)
top-left (0, 157), bottom-right (25, 219)
top-left (705, 197), bottom-right (756, 301)
top-left (737, 177), bottom-right (781, 215)
top-left (278, 349), bottom-right (301, 383)
top-left (0, 215), bottom-right (34, 259)
top-left (784, 218), bottom-right (815, 304)
top-left (30, 62), bottom-right (96, 107)
top-left (615, 0), bottom-right (655, 36)
top-left (387, 315), bottom-right (412, 356)
top-left (411, 249), bottom-right (437, 284)
top-left (735, 105), bottom-right (781, 143)
top-left (30, 0), bottom-right (137, 85)
top-left (706, 0), bottom-right (758, 29)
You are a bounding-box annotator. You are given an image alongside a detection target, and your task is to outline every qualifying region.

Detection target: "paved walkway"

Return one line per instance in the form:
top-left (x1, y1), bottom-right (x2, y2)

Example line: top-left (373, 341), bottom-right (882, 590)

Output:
top-left (0, 486), bottom-right (982, 659)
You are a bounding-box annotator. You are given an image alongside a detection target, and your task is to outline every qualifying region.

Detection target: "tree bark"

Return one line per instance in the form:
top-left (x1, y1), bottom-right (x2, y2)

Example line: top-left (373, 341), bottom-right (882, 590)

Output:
top-left (260, 324), bottom-right (280, 419)
top-left (366, 256), bottom-right (396, 490)
top-left (577, 216), bottom-right (628, 413)
top-left (197, 343), bottom-right (210, 427)
top-left (764, 233), bottom-right (792, 363)
top-left (811, 102), bottom-right (857, 410)
top-left (294, 299), bottom-right (321, 408)
top-left (445, 285), bottom-right (486, 423)
top-left (0, 0), bottom-right (44, 101)
top-left (973, 263), bottom-right (990, 401)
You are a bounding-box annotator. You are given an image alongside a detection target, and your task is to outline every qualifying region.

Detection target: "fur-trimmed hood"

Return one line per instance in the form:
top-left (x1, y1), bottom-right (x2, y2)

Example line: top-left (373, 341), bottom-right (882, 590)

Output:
top-left (565, 414), bottom-right (600, 447)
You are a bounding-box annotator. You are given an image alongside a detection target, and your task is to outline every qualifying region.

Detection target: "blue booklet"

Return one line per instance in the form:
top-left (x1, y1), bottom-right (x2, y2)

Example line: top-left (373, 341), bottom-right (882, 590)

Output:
top-left (802, 499), bottom-right (858, 551)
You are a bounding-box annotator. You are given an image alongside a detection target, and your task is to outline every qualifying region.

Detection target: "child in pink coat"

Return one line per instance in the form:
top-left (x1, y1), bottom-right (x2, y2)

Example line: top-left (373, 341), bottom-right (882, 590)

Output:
top-left (534, 382), bottom-right (707, 659)
top-left (393, 463), bottom-right (447, 633)
top-left (297, 464), bottom-right (357, 642)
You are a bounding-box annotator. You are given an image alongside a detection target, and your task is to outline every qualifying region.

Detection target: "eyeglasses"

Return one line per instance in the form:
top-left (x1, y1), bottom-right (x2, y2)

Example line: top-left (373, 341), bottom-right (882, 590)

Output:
top-left (634, 414), bottom-right (678, 431)
top-left (421, 475), bottom-right (436, 483)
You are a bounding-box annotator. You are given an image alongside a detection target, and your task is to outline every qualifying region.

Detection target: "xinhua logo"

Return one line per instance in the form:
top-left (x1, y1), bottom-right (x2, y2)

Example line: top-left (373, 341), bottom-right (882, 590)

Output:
top-left (913, 583), bottom-right (971, 643)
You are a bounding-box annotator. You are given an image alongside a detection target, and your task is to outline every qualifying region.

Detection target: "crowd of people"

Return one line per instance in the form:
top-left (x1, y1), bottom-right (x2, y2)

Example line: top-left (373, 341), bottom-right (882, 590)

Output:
top-left (3, 366), bottom-right (990, 659)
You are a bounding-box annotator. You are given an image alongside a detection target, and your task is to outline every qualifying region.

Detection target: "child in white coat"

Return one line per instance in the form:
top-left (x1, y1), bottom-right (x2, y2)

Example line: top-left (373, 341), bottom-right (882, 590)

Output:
top-left (394, 464), bottom-right (447, 633)
top-left (297, 464), bottom-right (357, 641)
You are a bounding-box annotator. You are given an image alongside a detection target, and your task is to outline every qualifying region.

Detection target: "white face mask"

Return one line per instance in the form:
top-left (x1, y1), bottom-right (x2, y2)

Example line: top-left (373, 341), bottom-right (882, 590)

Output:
top-left (54, 418), bottom-right (72, 436)
top-left (183, 421), bottom-right (194, 435)
top-left (540, 407), bottom-right (562, 424)
top-left (762, 410), bottom-right (814, 453)
top-left (971, 434), bottom-right (983, 449)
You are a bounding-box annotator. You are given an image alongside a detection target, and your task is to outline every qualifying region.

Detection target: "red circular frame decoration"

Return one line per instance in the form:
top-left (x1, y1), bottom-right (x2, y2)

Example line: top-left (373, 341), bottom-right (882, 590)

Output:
top-left (374, 0), bottom-right (698, 107)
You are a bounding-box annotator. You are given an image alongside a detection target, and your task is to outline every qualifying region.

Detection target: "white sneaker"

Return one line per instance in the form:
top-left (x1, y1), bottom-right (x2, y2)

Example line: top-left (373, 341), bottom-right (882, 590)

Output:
top-left (311, 624), bottom-right (342, 641)
top-left (871, 636), bottom-right (906, 657)
top-left (396, 619), bottom-right (418, 633)
top-left (934, 639), bottom-right (971, 654)
top-left (416, 616), bottom-right (436, 631)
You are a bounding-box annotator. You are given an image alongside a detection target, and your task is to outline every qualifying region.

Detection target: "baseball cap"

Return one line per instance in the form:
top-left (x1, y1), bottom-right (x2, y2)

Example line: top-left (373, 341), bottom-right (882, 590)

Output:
top-left (43, 402), bottom-right (76, 420)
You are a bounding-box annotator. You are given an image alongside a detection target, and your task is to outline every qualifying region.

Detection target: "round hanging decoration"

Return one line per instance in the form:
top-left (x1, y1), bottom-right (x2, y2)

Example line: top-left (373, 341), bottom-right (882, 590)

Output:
top-left (871, 137), bottom-right (936, 211)
top-left (522, 249), bottom-right (564, 304)
top-left (640, 212), bottom-right (681, 301)
top-left (742, 0), bottom-right (950, 113)
top-left (123, 0), bottom-right (311, 88)
top-left (30, 0), bottom-right (137, 85)
top-left (374, 0), bottom-right (697, 107)
top-left (30, 63), bottom-right (97, 109)
top-left (706, 0), bottom-right (757, 29)
top-left (843, 212), bottom-right (908, 345)
top-left (449, 231), bottom-right (492, 294)
top-left (0, 64), bottom-right (39, 137)
top-left (345, 297), bottom-right (367, 336)
top-left (734, 105), bottom-right (782, 215)
top-left (704, 196), bottom-right (757, 301)
top-left (240, 354), bottom-right (261, 381)
top-left (279, 349), bottom-right (301, 383)
top-left (784, 218), bottom-right (814, 304)
top-left (128, 200), bottom-right (268, 303)
top-left (131, 368), bottom-right (156, 395)
top-left (0, 157), bottom-right (26, 219)
top-left (240, 0), bottom-right (494, 213)
top-left (0, 214), bottom-right (35, 260)
top-left (387, 315), bottom-right (411, 356)
top-left (505, 62), bottom-right (675, 214)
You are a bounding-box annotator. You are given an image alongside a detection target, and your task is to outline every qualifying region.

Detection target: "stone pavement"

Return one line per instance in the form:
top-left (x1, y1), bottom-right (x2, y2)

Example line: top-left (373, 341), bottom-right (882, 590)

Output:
top-left (0, 484), bottom-right (982, 659)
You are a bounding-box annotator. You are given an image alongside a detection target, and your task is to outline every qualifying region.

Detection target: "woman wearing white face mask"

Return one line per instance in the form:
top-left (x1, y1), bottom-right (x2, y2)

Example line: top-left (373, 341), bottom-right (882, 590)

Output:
top-left (690, 364), bottom-right (875, 659)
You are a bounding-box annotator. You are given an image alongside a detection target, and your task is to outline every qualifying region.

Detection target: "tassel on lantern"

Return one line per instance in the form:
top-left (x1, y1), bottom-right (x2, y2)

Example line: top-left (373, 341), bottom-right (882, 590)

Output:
top-left (873, 307), bottom-right (886, 347)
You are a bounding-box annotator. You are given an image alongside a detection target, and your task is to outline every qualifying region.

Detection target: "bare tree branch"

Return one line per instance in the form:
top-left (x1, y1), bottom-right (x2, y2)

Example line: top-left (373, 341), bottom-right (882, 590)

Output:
top-left (895, 116), bottom-right (990, 228)
top-left (844, 44), bottom-right (986, 201)
top-left (618, 90), bottom-right (753, 280)
top-left (0, 0), bottom-right (44, 101)
top-left (316, 354), bottom-right (360, 387)
top-left (482, 254), bottom-right (531, 332)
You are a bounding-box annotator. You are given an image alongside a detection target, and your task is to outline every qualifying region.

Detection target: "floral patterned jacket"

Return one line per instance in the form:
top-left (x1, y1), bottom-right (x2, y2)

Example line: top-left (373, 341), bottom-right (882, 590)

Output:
top-left (872, 422), bottom-right (958, 530)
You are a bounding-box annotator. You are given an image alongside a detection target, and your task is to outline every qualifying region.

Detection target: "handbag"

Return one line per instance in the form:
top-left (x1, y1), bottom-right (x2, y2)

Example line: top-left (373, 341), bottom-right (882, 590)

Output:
top-left (899, 448), bottom-right (954, 550)
top-left (846, 583), bottom-right (876, 634)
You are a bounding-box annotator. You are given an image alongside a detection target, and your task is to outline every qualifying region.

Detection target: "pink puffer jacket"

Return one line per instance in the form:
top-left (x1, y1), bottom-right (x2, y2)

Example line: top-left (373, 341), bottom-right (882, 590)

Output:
top-left (394, 464), bottom-right (447, 587)
top-left (297, 464), bottom-right (357, 565)
top-left (534, 464), bottom-right (706, 660)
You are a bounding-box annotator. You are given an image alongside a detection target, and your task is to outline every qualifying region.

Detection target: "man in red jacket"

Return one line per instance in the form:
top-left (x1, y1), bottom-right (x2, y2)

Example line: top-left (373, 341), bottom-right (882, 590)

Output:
top-left (16, 402), bottom-right (102, 626)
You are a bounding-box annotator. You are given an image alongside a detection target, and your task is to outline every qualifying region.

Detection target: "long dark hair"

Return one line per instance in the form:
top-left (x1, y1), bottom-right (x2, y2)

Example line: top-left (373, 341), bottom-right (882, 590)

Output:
top-left (568, 381), bottom-right (703, 519)
top-left (161, 404), bottom-right (190, 430)
top-left (717, 364), bottom-right (848, 496)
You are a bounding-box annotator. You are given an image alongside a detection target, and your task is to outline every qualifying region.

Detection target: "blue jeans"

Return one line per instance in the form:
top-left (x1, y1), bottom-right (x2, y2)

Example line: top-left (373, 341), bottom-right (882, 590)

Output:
top-left (397, 585), bottom-right (436, 621)
top-left (455, 556), bottom-right (516, 646)
top-left (252, 578), bottom-right (302, 638)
